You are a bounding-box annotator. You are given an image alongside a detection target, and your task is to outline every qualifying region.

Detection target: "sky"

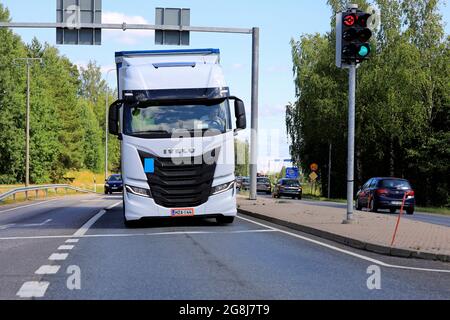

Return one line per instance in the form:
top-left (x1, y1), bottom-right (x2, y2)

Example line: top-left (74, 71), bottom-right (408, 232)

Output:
top-left (2, 0), bottom-right (449, 173)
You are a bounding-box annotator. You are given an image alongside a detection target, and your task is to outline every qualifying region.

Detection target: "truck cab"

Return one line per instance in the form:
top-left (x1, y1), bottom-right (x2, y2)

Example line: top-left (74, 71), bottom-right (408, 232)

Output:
top-left (108, 49), bottom-right (246, 227)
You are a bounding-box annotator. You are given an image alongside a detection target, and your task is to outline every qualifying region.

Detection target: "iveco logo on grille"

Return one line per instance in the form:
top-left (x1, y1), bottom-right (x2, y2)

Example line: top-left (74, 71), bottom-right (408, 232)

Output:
top-left (163, 148), bottom-right (195, 155)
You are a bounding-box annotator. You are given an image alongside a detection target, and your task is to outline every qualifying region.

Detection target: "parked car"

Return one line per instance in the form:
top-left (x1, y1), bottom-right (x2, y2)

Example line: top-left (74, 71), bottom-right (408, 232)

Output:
top-left (273, 179), bottom-right (302, 199)
top-left (257, 177), bottom-right (272, 195)
top-left (104, 174), bottom-right (123, 194)
top-left (355, 177), bottom-right (415, 215)
top-left (236, 176), bottom-right (243, 190)
top-left (241, 177), bottom-right (250, 191)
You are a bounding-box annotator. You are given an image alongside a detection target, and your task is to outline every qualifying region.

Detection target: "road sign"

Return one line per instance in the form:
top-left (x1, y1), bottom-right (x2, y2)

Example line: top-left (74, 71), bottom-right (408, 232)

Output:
top-left (155, 8), bottom-right (190, 46)
top-left (285, 167), bottom-right (299, 179)
top-left (56, 0), bottom-right (102, 45)
top-left (310, 163), bottom-right (318, 172)
top-left (309, 172), bottom-right (318, 182)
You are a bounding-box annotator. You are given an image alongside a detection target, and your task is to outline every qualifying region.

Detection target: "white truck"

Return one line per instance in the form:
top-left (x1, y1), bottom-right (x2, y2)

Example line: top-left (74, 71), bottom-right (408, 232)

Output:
top-left (108, 49), bottom-right (247, 227)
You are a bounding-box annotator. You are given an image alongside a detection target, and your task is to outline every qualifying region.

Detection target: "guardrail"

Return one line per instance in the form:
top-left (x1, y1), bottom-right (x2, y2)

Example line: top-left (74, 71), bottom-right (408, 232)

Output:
top-left (0, 184), bottom-right (98, 203)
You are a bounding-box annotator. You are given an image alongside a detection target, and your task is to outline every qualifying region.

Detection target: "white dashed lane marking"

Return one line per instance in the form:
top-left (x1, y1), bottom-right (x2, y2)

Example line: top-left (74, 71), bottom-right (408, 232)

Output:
top-left (48, 253), bottom-right (68, 261)
top-left (58, 245), bottom-right (74, 250)
top-left (16, 281), bottom-right (50, 298)
top-left (35, 265), bottom-right (61, 275)
top-left (65, 239), bottom-right (79, 243)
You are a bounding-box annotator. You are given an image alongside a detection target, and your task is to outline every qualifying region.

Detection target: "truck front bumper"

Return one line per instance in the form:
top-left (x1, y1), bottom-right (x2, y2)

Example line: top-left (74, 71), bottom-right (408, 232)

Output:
top-left (124, 188), bottom-right (237, 221)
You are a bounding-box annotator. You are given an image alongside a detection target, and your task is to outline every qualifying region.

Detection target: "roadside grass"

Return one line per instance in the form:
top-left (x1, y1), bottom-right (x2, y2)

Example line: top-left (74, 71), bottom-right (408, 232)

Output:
top-left (416, 206), bottom-right (450, 216)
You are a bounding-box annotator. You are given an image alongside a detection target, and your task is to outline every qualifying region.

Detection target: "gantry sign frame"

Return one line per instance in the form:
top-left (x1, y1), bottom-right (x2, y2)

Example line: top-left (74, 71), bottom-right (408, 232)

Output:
top-left (0, 6), bottom-right (261, 201)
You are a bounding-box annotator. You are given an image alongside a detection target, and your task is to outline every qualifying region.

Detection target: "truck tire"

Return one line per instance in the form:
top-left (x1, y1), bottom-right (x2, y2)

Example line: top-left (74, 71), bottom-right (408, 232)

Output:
top-left (216, 216), bottom-right (235, 225)
top-left (406, 208), bottom-right (414, 215)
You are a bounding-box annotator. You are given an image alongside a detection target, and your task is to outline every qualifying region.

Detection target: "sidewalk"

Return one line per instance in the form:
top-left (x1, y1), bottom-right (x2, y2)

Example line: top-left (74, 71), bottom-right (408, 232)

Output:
top-left (237, 196), bottom-right (450, 262)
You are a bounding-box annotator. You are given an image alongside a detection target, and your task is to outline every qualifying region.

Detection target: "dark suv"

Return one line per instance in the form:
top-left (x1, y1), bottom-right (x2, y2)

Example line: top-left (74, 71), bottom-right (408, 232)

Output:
top-left (273, 179), bottom-right (302, 200)
top-left (356, 178), bottom-right (415, 215)
top-left (104, 174), bottom-right (123, 194)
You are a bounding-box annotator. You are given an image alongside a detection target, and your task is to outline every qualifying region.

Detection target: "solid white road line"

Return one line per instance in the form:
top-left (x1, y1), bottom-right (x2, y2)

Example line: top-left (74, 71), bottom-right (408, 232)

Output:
top-left (72, 201), bottom-right (121, 237)
top-left (0, 229), bottom-right (276, 241)
top-left (35, 265), bottom-right (60, 275)
top-left (65, 239), bottom-right (79, 243)
top-left (16, 281), bottom-right (50, 298)
top-left (0, 200), bottom-right (59, 214)
top-left (58, 245), bottom-right (74, 250)
top-left (48, 253), bottom-right (68, 261)
top-left (72, 210), bottom-right (106, 237)
top-left (106, 201), bottom-right (123, 210)
top-left (237, 215), bottom-right (450, 274)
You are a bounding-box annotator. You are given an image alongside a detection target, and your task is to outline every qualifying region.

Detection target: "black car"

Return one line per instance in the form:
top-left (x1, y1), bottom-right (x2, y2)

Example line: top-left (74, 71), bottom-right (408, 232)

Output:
top-left (355, 177), bottom-right (415, 215)
top-left (273, 179), bottom-right (302, 200)
top-left (104, 174), bottom-right (123, 194)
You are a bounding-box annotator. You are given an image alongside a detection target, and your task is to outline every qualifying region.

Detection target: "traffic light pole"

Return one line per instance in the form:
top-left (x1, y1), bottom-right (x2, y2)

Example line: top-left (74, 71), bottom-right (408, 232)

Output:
top-left (344, 63), bottom-right (357, 224)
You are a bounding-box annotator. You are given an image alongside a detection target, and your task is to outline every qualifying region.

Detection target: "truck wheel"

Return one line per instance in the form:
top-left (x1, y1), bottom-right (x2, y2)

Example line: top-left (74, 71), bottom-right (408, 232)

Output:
top-left (406, 208), bottom-right (414, 215)
top-left (217, 216), bottom-right (235, 225)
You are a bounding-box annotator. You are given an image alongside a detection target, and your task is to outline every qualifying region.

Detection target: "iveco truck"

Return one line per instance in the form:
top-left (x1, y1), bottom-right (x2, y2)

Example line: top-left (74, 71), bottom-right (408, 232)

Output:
top-left (108, 49), bottom-right (247, 227)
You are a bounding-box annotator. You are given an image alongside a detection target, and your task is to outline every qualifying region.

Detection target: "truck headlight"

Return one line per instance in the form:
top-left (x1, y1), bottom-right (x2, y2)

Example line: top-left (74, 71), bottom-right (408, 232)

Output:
top-left (211, 181), bottom-right (235, 195)
top-left (126, 185), bottom-right (152, 198)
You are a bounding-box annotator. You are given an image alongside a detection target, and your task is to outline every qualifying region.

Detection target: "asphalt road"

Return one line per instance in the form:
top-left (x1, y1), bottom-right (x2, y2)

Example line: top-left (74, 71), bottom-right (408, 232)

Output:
top-left (257, 194), bottom-right (450, 227)
top-left (0, 194), bottom-right (449, 300)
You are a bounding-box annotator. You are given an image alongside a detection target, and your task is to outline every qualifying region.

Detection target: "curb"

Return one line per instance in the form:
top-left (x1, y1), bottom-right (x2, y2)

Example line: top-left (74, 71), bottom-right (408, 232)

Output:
top-left (238, 208), bottom-right (450, 263)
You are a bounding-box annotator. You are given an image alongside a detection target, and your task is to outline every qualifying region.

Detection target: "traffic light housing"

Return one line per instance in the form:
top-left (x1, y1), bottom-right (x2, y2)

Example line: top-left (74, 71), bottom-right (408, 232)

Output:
top-left (336, 10), bottom-right (373, 68)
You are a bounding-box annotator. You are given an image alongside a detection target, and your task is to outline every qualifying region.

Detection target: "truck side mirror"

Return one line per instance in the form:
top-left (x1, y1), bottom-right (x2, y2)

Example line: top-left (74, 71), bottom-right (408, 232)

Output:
top-left (109, 101), bottom-right (121, 136)
top-left (233, 98), bottom-right (247, 131)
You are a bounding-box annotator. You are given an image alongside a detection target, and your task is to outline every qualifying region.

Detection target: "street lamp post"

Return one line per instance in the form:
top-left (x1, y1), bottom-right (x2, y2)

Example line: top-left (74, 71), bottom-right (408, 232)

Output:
top-left (104, 69), bottom-right (116, 182)
top-left (13, 58), bottom-right (43, 194)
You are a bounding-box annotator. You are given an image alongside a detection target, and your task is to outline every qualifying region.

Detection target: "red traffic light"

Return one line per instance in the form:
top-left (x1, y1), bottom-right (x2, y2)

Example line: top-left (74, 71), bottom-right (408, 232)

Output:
top-left (343, 14), bottom-right (356, 27)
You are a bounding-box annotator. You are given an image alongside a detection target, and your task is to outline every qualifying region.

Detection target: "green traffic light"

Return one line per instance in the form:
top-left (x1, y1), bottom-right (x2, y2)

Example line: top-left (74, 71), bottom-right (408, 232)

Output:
top-left (358, 45), bottom-right (370, 57)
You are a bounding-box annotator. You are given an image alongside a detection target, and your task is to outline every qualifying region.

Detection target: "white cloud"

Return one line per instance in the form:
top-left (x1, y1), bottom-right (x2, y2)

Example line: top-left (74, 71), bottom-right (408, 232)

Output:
top-left (102, 11), bottom-right (154, 45)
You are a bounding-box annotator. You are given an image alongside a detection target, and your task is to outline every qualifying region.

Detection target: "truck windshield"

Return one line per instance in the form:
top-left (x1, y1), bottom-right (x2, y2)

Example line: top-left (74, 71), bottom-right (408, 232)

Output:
top-left (123, 101), bottom-right (231, 138)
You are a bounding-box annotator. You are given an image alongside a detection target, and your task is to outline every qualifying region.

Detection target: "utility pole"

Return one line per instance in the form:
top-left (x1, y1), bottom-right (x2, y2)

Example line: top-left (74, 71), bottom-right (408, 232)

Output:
top-left (104, 69), bottom-right (116, 181)
top-left (13, 58), bottom-right (43, 192)
top-left (328, 142), bottom-right (332, 199)
top-left (249, 27), bottom-right (260, 200)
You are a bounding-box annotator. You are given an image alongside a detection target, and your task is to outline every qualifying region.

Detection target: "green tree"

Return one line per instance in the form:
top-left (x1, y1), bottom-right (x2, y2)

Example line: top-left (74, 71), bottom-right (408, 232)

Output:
top-left (235, 139), bottom-right (249, 177)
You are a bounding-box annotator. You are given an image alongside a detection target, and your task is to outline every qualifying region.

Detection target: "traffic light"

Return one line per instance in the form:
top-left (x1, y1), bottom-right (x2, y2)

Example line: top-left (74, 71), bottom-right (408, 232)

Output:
top-left (336, 10), bottom-right (373, 68)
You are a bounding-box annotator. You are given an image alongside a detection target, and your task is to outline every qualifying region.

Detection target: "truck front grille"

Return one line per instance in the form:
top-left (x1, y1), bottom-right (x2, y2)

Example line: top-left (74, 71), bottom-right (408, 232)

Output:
top-left (138, 150), bottom-right (218, 208)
